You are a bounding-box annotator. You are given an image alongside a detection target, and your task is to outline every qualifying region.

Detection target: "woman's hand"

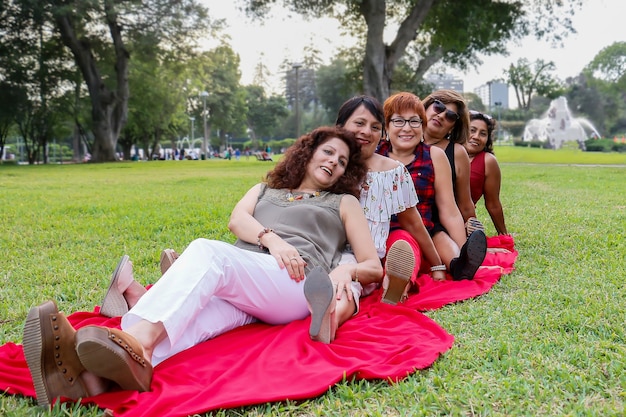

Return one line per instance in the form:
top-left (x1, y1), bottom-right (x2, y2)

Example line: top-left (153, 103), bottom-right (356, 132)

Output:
top-left (329, 264), bottom-right (355, 302)
top-left (266, 238), bottom-right (307, 281)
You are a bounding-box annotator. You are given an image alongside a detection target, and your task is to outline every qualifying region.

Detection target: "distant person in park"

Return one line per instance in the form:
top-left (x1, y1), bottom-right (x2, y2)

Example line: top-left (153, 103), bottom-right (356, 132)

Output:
top-left (464, 111), bottom-right (508, 235)
top-left (377, 92), bottom-right (487, 282)
top-left (422, 89), bottom-right (484, 236)
top-left (22, 126), bottom-right (384, 406)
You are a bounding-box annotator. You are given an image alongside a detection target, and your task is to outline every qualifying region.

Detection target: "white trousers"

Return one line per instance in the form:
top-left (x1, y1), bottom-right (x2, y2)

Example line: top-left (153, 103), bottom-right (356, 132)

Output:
top-left (121, 239), bottom-right (309, 365)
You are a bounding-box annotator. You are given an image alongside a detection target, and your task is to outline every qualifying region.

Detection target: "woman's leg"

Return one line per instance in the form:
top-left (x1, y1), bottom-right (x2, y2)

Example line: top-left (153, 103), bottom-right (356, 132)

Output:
top-left (124, 297), bottom-right (257, 366)
top-left (122, 238), bottom-right (309, 363)
top-left (432, 231), bottom-right (460, 269)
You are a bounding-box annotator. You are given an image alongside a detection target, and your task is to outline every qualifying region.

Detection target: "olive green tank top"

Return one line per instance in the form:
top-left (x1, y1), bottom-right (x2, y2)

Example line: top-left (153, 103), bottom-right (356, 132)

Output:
top-left (234, 184), bottom-right (347, 274)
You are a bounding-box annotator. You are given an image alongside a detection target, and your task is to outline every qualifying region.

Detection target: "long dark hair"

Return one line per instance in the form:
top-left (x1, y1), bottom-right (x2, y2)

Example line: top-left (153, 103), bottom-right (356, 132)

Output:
top-left (266, 126), bottom-right (367, 198)
top-left (469, 112), bottom-right (496, 154)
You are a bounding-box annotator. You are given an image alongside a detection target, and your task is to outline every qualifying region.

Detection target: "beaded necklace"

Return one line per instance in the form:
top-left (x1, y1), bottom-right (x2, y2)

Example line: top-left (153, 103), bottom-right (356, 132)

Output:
top-left (285, 190), bottom-right (321, 202)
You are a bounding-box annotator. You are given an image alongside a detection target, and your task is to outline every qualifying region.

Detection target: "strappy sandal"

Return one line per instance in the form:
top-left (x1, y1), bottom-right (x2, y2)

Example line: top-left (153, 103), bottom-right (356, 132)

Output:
top-left (465, 217), bottom-right (485, 237)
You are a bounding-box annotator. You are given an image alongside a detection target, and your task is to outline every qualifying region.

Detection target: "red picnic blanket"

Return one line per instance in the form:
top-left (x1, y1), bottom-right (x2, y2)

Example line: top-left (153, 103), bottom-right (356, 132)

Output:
top-left (0, 235), bottom-right (517, 416)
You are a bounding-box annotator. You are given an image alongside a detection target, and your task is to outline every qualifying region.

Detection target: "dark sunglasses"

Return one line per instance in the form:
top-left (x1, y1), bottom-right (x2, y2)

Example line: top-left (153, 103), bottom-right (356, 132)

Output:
top-left (432, 99), bottom-right (459, 123)
top-left (469, 110), bottom-right (494, 127)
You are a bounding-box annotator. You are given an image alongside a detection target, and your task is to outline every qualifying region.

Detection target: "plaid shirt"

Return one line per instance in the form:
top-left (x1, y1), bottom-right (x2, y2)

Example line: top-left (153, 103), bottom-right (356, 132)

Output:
top-left (377, 140), bottom-right (437, 232)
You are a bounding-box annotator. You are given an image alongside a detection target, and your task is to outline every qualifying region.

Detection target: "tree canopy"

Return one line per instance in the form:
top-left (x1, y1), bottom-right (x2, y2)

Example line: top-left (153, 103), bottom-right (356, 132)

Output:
top-left (241, 0), bottom-right (582, 102)
top-left (0, 0), bottom-right (216, 162)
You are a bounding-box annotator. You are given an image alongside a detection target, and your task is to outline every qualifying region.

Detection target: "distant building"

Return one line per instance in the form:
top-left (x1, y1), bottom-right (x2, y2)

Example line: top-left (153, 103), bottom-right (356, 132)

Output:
top-left (474, 81), bottom-right (509, 110)
top-left (425, 73), bottom-right (464, 93)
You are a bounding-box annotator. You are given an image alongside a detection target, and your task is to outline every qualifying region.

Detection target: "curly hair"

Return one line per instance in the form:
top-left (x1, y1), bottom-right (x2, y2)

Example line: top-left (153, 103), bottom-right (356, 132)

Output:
top-left (383, 92), bottom-right (427, 130)
top-left (423, 89), bottom-right (470, 145)
top-left (265, 126), bottom-right (367, 198)
top-left (469, 111), bottom-right (496, 154)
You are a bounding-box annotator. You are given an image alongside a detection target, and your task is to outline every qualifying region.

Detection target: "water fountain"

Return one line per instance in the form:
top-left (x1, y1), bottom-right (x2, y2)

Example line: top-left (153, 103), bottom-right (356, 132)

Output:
top-left (522, 96), bottom-right (601, 149)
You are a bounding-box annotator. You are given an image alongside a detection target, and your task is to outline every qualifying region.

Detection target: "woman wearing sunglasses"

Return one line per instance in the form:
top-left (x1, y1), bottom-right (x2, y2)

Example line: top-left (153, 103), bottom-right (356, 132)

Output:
top-left (377, 92), bottom-right (487, 283)
top-left (422, 90), bottom-right (483, 236)
top-left (464, 111), bottom-right (508, 235)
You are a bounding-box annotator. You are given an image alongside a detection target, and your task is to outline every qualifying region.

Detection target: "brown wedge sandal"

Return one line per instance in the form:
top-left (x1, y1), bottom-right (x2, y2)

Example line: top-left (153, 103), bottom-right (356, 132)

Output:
top-left (22, 300), bottom-right (108, 406)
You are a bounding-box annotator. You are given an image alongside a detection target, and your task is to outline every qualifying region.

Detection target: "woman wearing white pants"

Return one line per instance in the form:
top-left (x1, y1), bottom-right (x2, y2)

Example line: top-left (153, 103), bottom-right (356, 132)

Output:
top-left (23, 126), bottom-right (383, 406)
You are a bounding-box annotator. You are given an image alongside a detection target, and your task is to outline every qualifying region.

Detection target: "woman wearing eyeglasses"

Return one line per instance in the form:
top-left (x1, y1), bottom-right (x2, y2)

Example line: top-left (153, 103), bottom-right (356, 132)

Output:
top-left (378, 92), bottom-right (487, 283)
top-left (422, 90), bottom-right (484, 236)
top-left (464, 111), bottom-right (508, 235)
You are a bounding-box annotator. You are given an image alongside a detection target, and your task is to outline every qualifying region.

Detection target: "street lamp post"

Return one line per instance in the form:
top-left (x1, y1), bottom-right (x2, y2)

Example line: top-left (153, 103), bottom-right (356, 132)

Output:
top-left (494, 101), bottom-right (502, 145)
top-left (189, 116), bottom-right (195, 143)
top-left (200, 91), bottom-right (209, 159)
top-left (292, 62), bottom-right (302, 138)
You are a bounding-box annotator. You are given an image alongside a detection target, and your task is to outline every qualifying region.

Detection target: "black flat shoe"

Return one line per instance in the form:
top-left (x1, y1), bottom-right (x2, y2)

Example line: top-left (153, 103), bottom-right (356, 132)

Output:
top-left (452, 230), bottom-right (487, 281)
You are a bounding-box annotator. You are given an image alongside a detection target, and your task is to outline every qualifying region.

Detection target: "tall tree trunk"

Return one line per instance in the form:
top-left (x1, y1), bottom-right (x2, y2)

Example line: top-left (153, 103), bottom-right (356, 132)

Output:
top-left (53, 1), bottom-right (129, 162)
top-left (360, 0), bottom-right (387, 102)
top-left (361, 0), bottom-right (435, 102)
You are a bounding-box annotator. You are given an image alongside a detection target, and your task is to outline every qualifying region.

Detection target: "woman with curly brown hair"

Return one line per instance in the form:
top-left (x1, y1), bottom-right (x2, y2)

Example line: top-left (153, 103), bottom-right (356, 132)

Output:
top-left (22, 126), bottom-right (382, 406)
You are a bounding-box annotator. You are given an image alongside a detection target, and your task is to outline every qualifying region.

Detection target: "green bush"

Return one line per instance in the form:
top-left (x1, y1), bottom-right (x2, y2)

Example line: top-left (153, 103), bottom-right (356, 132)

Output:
top-left (583, 138), bottom-right (626, 152)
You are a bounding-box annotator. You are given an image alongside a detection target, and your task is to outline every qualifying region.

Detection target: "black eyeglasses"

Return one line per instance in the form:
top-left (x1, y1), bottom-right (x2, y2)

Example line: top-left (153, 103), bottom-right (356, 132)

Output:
top-left (432, 99), bottom-right (459, 123)
top-left (390, 117), bottom-right (422, 128)
top-left (469, 110), bottom-right (494, 127)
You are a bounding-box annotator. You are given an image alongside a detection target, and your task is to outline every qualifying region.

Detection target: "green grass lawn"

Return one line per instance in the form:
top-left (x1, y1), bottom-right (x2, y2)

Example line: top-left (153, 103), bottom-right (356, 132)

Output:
top-left (0, 148), bottom-right (624, 416)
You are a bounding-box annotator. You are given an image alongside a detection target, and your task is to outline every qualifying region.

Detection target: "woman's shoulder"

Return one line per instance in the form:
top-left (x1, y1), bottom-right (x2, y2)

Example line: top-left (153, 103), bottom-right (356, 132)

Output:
top-left (453, 143), bottom-right (470, 159)
top-left (484, 152), bottom-right (501, 172)
top-left (369, 153), bottom-right (402, 171)
top-left (484, 151), bottom-right (498, 163)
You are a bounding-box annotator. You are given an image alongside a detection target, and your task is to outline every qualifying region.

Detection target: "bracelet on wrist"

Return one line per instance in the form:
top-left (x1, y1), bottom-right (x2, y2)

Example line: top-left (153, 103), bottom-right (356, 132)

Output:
top-left (352, 267), bottom-right (359, 282)
top-left (257, 227), bottom-right (273, 250)
top-left (430, 264), bottom-right (446, 272)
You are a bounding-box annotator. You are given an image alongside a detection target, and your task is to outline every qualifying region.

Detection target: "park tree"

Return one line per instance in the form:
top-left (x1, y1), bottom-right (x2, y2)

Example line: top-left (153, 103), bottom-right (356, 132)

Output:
top-left (242, 0), bottom-right (581, 103)
top-left (1, 0), bottom-right (214, 162)
top-left (505, 58), bottom-right (564, 110)
top-left (244, 85), bottom-right (289, 148)
top-left (0, 83), bottom-right (22, 161)
top-left (316, 57), bottom-right (357, 121)
top-left (121, 53), bottom-right (189, 160)
top-left (570, 42), bottom-right (626, 136)
top-left (0, 0), bottom-right (77, 164)
top-left (187, 46), bottom-right (247, 150)
top-left (252, 53), bottom-right (273, 90)
top-left (584, 42), bottom-right (626, 89)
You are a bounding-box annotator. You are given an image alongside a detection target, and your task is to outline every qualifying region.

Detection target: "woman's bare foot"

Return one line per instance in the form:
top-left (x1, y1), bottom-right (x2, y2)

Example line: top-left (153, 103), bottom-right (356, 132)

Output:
top-left (124, 280), bottom-right (147, 309)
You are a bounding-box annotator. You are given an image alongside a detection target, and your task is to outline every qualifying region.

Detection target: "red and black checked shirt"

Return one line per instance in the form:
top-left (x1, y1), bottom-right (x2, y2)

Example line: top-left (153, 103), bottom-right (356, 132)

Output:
top-left (377, 140), bottom-right (437, 232)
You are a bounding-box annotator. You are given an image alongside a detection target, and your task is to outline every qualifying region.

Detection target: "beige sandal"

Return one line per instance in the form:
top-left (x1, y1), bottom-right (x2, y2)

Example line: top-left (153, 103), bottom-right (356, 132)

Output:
top-left (381, 240), bottom-right (415, 305)
top-left (100, 255), bottom-right (134, 317)
top-left (159, 249), bottom-right (179, 275)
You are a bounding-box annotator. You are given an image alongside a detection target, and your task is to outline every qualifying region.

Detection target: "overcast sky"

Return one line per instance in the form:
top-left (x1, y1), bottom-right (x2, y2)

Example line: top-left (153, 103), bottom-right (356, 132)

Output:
top-left (200, 0), bottom-right (625, 94)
